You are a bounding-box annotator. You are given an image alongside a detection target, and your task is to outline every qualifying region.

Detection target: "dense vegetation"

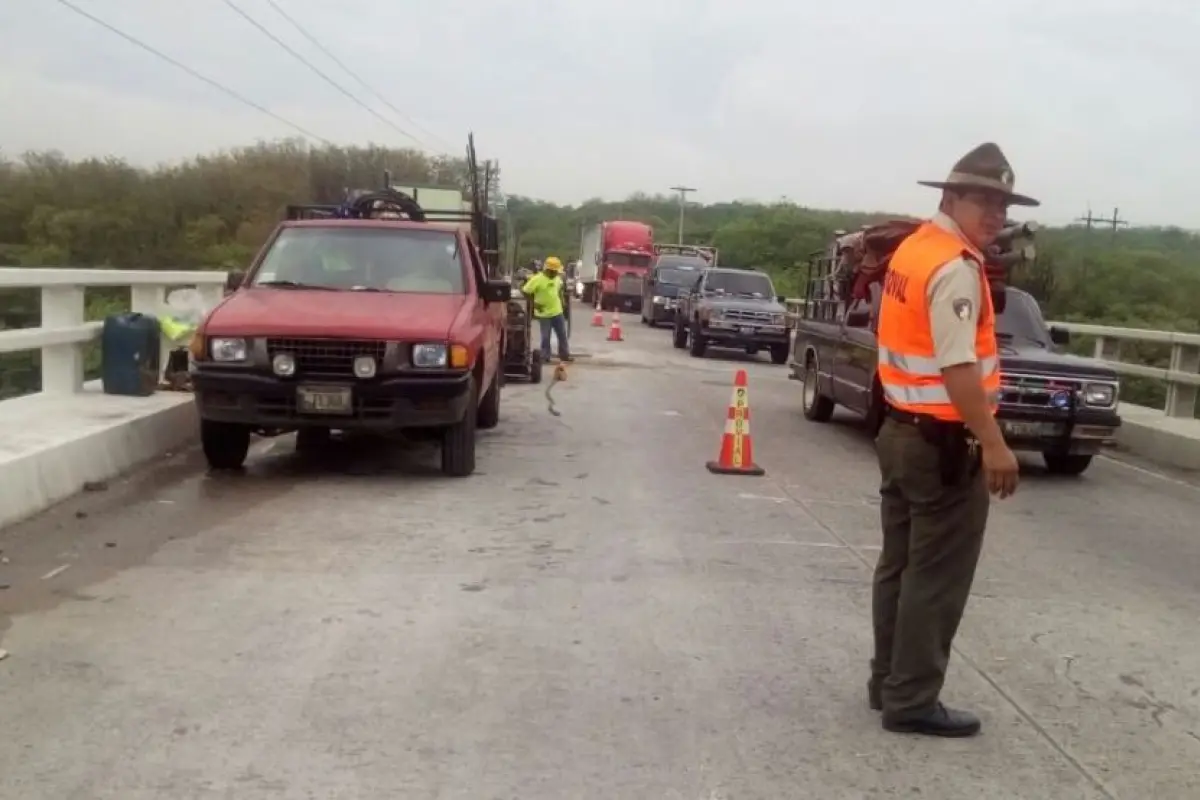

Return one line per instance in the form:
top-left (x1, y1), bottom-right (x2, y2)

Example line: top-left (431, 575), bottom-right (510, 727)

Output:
top-left (3, 140), bottom-right (1199, 407)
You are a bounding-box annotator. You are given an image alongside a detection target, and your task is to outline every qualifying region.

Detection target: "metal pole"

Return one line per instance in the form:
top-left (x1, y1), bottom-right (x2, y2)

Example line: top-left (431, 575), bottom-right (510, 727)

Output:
top-left (670, 185), bottom-right (696, 244)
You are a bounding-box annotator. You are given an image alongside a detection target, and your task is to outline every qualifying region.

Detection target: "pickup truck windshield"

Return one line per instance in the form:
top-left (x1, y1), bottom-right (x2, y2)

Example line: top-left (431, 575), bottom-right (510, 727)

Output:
top-left (655, 267), bottom-right (700, 285)
top-left (251, 226), bottom-right (465, 294)
top-left (707, 271), bottom-right (774, 298)
top-left (995, 290), bottom-right (1051, 347)
top-left (606, 251), bottom-right (652, 268)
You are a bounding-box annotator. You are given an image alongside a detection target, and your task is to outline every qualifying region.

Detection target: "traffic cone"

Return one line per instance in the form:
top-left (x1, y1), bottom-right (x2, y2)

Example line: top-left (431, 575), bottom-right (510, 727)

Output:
top-left (591, 306), bottom-right (604, 327)
top-left (706, 369), bottom-right (765, 476)
top-left (607, 311), bottom-right (623, 342)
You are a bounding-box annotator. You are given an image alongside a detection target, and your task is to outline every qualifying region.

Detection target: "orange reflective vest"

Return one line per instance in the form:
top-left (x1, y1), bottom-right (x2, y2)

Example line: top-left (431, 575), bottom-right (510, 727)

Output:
top-left (876, 221), bottom-right (1000, 422)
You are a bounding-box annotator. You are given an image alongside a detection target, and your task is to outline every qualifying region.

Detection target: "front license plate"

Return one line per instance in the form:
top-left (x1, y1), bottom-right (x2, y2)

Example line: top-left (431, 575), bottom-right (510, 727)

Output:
top-left (297, 385), bottom-right (352, 415)
top-left (1004, 421), bottom-right (1057, 437)
top-left (739, 326), bottom-right (755, 335)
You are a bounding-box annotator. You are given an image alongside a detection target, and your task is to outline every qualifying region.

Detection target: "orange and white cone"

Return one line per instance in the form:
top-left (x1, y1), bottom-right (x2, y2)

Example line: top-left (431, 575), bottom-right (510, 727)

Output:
top-left (591, 306), bottom-right (604, 327)
top-left (607, 311), bottom-right (623, 342)
top-left (706, 368), bottom-right (765, 476)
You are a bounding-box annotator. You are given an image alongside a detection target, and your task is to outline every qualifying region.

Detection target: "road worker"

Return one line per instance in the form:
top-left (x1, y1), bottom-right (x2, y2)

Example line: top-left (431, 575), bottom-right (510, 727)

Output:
top-left (869, 142), bottom-right (1034, 737)
top-left (521, 255), bottom-right (572, 363)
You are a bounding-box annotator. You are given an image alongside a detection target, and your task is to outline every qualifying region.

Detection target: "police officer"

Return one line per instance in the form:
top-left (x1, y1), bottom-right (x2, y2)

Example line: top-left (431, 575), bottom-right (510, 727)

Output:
top-left (869, 142), bottom-right (1034, 737)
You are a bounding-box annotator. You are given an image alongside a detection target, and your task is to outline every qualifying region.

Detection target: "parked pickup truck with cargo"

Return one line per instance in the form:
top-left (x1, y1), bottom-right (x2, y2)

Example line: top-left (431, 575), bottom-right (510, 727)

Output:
top-left (672, 267), bottom-right (792, 364)
top-left (189, 172), bottom-right (510, 477)
top-left (790, 283), bottom-right (1122, 476)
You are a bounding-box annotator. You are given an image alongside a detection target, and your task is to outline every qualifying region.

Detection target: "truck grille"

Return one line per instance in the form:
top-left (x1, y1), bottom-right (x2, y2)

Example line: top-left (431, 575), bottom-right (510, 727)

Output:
top-left (266, 338), bottom-right (387, 379)
top-left (999, 373), bottom-right (1083, 409)
top-left (723, 309), bottom-right (774, 323)
top-left (616, 275), bottom-right (643, 296)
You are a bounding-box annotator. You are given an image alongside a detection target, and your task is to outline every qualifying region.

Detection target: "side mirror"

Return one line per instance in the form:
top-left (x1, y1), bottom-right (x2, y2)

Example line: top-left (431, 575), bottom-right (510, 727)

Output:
top-left (1049, 326), bottom-right (1071, 346)
top-left (225, 271), bottom-right (245, 293)
top-left (481, 279), bottom-right (511, 303)
top-left (776, 295), bottom-right (786, 303)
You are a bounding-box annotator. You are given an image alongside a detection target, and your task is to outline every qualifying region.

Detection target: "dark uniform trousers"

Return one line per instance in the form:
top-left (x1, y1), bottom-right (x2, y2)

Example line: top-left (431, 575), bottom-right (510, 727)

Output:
top-left (870, 416), bottom-right (990, 717)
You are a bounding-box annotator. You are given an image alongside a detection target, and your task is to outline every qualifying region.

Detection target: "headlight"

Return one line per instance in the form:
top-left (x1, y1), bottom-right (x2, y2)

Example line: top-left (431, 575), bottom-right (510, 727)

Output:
top-left (412, 343), bottom-right (448, 368)
top-left (210, 337), bottom-right (247, 362)
top-left (652, 295), bottom-right (666, 304)
top-left (1083, 383), bottom-right (1115, 406)
top-left (353, 356), bottom-right (377, 379)
top-left (272, 352), bottom-right (296, 377)
top-left (771, 313), bottom-right (785, 325)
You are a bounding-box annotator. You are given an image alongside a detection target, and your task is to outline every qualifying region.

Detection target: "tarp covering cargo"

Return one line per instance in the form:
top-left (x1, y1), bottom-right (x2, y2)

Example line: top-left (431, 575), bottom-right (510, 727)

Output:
top-left (831, 219), bottom-right (1037, 306)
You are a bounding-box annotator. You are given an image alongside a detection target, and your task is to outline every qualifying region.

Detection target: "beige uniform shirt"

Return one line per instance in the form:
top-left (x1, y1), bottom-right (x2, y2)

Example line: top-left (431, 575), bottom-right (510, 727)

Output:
top-left (925, 213), bottom-right (984, 369)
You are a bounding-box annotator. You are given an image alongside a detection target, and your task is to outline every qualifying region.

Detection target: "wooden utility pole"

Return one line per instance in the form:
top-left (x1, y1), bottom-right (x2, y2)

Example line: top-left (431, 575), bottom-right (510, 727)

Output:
top-left (1075, 206), bottom-right (1129, 235)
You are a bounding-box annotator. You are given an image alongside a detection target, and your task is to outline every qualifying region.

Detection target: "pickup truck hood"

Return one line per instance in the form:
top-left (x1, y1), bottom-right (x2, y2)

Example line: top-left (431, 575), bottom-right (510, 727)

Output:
top-left (205, 288), bottom-right (464, 340)
top-left (708, 296), bottom-right (786, 313)
top-left (999, 339), bottom-right (1119, 381)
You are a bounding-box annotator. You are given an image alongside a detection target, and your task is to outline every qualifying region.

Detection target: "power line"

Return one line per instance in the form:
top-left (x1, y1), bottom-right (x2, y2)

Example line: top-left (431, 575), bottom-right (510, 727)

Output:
top-left (220, 0), bottom-right (427, 150)
top-left (1075, 206), bottom-right (1129, 234)
top-left (52, 0), bottom-right (335, 146)
top-left (260, 0), bottom-right (454, 153)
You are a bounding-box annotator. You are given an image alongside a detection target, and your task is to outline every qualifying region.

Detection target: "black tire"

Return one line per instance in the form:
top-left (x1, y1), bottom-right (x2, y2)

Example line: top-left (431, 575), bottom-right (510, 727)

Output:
top-left (801, 356), bottom-right (836, 422)
top-left (672, 319), bottom-right (688, 349)
top-left (441, 378), bottom-right (479, 477)
top-left (529, 351), bottom-right (543, 384)
top-left (201, 420), bottom-right (251, 469)
top-left (770, 344), bottom-right (788, 364)
top-left (295, 427), bottom-right (330, 453)
top-left (477, 368), bottom-right (501, 430)
top-left (1043, 453), bottom-right (1093, 476)
top-left (688, 322), bottom-right (707, 358)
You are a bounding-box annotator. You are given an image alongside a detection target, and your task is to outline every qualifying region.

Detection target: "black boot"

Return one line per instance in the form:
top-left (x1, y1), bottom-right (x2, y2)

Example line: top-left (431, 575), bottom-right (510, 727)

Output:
top-left (867, 680), bottom-right (882, 711)
top-left (882, 703), bottom-right (981, 737)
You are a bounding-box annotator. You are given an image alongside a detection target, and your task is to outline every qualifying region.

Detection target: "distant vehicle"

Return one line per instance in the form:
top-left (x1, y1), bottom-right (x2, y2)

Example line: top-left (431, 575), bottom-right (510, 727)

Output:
top-left (190, 137), bottom-right (511, 477)
top-left (673, 267), bottom-right (791, 364)
top-left (640, 256), bottom-right (704, 326)
top-left (790, 224), bottom-right (1122, 475)
top-left (576, 220), bottom-right (655, 311)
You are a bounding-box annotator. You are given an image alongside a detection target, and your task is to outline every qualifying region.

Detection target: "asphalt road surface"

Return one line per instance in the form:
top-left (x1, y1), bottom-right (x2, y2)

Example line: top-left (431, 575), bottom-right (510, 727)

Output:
top-left (1, 308), bottom-right (1198, 799)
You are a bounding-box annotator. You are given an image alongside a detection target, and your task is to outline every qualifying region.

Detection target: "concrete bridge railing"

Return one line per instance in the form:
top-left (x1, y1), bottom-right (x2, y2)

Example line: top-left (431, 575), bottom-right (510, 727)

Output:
top-left (0, 268), bottom-right (227, 530)
top-left (0, 268), bottom-right (227, 395)
top-left (1045, 321), bottom-right (1200, 419)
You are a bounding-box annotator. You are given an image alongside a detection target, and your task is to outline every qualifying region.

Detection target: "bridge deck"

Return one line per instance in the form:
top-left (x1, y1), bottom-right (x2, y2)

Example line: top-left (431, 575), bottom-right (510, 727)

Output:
top-left (0, 319), bottom-right (1197, 799)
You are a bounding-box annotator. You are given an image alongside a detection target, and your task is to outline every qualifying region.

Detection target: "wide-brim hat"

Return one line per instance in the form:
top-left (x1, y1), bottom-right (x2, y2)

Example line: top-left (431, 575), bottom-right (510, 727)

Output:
top-left (918, 142), bottom-right (1039, 207)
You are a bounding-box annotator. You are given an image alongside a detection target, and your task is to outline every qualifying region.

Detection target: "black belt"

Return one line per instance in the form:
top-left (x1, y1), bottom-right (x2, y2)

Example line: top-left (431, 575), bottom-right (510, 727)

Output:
top-left (884, 405), bottom-right (965, 431)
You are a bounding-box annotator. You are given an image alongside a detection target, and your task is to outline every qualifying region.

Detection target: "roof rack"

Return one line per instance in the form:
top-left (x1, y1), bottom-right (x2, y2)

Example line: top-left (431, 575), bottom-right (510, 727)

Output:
top-left (653, 243), bottom-right (718, 265)
top-left (282, 133), bottom-right (501, 275)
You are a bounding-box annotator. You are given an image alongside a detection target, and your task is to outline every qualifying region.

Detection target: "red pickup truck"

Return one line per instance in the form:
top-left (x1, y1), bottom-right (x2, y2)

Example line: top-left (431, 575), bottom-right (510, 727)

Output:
top-left (189, 190), bottom-right (510, 477)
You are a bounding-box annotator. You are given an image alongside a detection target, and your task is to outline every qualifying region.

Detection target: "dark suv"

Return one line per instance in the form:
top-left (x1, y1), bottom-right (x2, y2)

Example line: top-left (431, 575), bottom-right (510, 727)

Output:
top-left (640, 256), bottom-right (704, 326)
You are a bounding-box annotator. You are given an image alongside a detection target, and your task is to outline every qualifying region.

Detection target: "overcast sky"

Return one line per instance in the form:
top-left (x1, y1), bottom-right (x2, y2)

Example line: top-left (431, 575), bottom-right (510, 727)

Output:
top-left (2, 0), bottom-right (1197, 226)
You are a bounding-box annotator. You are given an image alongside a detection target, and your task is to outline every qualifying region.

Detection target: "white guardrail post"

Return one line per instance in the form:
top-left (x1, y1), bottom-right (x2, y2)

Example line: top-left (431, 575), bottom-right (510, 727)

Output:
top-left (0, 268), bottom-right (228, 395)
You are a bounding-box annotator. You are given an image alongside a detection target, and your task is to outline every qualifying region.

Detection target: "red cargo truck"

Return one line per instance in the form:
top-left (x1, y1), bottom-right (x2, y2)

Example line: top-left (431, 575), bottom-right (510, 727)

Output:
top-left (577, 220), bottom-right (654, 311)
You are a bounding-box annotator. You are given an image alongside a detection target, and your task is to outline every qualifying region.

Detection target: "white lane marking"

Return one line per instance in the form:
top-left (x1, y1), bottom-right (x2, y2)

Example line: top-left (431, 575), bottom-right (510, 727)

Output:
top-left (717, 540), bottom-right (881, 550)
top-left (41, 564), bottom-right (70, 581)
top-left (737, 492), bottom-right (790, 503)
top-left (1099, 453), bottom-right (1199, 490)
top-left (662, 410), bottom-right (682, 416)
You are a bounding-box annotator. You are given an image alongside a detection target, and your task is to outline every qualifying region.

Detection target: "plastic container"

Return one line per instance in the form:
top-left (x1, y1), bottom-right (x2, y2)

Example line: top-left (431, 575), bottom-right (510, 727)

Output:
top-left (101, 312), bottom-right (161, 396)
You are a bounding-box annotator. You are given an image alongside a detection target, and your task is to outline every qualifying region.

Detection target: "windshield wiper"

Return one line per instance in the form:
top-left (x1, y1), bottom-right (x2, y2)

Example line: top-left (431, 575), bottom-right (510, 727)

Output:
top-left (255, 280), bottom-right (329, 290)
top-left (996, 332), bottom-right (1046, 348)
